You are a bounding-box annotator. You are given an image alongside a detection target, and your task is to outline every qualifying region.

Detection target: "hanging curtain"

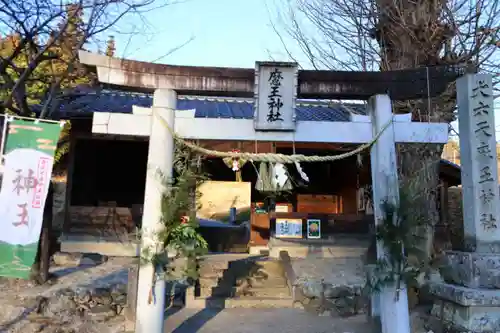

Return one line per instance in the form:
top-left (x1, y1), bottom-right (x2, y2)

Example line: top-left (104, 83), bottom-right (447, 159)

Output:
top-left (255, 162), bottom-right (275, 192)
top-left (256, 162), bottom-right (294, 193)
top-left (273, 163), bottom-right (293, 192)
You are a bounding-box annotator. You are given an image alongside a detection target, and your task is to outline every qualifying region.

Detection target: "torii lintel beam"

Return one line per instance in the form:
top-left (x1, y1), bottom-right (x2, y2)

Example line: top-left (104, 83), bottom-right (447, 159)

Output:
top-left (79, 50), bottom-right (470, 101)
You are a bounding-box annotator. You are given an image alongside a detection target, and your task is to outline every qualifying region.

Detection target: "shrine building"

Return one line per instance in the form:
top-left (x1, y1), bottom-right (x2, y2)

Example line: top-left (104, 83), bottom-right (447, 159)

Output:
top-left (53, 52), bottom-right (462, 256)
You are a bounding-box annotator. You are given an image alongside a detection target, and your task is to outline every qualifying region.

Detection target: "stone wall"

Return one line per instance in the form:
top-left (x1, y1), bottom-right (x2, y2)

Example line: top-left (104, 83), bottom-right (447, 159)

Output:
top-left (293, 279), bottom-right (367, 317)
top-left (280, 252), bottom-right (368, 318)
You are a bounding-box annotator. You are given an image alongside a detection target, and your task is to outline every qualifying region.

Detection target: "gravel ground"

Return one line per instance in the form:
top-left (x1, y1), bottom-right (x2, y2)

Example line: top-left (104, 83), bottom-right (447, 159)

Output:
top-left (0, 257), bottom-right (134, 333)
top-left (0, 255), bottom-right (431, 333)
top-left (0, 257), bottom-right (134, 300)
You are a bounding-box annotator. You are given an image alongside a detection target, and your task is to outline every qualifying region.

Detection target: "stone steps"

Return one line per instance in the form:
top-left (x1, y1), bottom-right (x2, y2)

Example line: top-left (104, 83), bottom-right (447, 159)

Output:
top-left (236, 286), bottom-right (291, 298)
top-left (198, 277), bottom-right (231, 288)
top-left (199, 274), bottom-right (288, 289)
top-left (185, 295), bottom-right (294, 309)
top-left (198, 285), bottom-right (236, 298)
top-left (236, 276), bottom-right (288, 288)
top-left (198, 285), bottom-right (291, 298)
top-left (186, 255), bottom-right (292, 309)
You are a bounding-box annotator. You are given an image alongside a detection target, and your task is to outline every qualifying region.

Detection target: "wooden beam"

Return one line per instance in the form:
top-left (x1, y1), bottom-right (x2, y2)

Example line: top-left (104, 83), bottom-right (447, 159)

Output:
top-left (79, 51), bottom-right (467, 100)
top-left (73, 131), bottom-right (147, 141)
top-left (197, 140), bottom-right (348, 153)
top-left (274, 142), bottom-right (352, 151)
top-left (197, 140), bottom-right (274, 154)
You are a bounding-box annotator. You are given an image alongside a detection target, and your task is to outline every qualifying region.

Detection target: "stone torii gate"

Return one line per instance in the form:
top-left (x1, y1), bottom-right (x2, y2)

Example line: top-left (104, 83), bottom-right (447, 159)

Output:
top-left (78, 50), bottom-right (458, 333)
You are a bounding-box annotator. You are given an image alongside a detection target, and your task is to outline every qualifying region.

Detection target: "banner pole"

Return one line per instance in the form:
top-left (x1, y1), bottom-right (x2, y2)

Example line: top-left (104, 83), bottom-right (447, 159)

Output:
top-left (0, 116), bottom-right (10, 164)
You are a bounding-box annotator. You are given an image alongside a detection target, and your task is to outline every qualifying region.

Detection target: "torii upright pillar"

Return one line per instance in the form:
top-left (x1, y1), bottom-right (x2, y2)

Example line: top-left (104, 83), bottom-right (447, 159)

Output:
top-left (135, 89), bottom-right (177, 333)
top-left (369, 95), bottom-right (410, 333)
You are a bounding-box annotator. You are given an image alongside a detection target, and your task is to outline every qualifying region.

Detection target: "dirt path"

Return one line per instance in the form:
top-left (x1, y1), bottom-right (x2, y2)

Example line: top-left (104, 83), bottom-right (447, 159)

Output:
top-left (164, 307), bottom-right (432, 333)
top-left (164, 308), bottom-right (372, 333)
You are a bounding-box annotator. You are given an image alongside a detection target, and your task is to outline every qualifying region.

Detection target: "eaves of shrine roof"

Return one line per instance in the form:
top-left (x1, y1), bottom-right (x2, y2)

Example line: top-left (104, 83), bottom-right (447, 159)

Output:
top-left (40, 89), bottom-right (461, 185)
top-left (45, 90), bottom-right (366, 122)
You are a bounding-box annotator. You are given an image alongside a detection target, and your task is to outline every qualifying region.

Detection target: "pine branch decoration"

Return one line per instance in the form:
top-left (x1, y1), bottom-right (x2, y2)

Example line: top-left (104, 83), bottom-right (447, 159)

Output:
top-left (141, 144), bottom-right (208, 283)
top-left (365, 180), bottom-right (432, 299)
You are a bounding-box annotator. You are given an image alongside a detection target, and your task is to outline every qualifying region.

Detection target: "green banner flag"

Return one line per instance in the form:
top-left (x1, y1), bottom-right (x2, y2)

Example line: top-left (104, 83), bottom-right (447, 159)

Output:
top-left (0, 119), bottom-right (61, 279)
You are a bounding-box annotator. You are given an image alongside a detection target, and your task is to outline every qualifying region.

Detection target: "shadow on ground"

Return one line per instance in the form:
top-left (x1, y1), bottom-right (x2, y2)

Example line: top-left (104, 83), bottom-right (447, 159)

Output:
top-left (164, 308), bottom-right (373, 333)
top-left (167, 308), bottom-right (221, 333)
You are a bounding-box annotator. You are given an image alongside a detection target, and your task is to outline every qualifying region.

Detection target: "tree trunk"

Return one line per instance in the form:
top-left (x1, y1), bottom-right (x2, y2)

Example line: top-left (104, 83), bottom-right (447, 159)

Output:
top-left (373, 0), bottom-right (453, 272)
top-left (397, 143), bottom-right (443, 265)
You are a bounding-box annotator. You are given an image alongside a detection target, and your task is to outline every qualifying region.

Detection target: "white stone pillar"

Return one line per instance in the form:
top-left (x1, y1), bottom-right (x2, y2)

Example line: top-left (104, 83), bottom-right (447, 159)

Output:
top-left (369, 95), bottom-right (410, 333)
top-left (457, 73), bottom-right (500, 252)
top-left (135, 89), bottom-right (176, 333)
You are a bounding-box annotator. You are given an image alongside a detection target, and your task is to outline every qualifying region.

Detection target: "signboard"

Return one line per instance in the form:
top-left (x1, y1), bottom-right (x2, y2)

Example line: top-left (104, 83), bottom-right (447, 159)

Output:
top-left (254, 61), bottom-right (298, 131)
top-left (275, 204), bottom-right (290, 213)
top-left (307, 219), bottom-right (321, 239)
top-left (254, 202), bottom-right (267, 214)
top-left (0, 119), bottom-right (61, 279)
top-left (275, 218), bottom-right (302, 238)
top-left (197, 181), bottom-right (251, 220)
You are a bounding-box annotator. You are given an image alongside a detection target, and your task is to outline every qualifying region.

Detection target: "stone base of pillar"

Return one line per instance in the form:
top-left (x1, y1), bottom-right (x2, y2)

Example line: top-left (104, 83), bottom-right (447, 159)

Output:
top-left (429, 251), bottom-right (500, 332)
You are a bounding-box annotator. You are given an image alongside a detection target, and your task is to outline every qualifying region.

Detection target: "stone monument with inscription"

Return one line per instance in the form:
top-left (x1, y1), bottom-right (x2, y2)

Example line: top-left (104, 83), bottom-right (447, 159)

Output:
top-left (429, 73), bottom-right (500, 332)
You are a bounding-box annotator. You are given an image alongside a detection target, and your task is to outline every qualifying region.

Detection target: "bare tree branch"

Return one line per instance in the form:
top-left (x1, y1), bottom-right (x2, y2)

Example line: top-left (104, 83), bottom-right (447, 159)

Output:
top-left (272, 0), bottom-right (500, 121)
top-left (0, 0), bottom-right (172, 118)
top-left (271, 0), bottom-right (500, 271)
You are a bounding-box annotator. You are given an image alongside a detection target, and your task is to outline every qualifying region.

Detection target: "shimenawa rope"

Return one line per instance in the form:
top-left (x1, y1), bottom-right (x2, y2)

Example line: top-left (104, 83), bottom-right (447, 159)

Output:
top-left (153, 110), bottom-right (392, 163)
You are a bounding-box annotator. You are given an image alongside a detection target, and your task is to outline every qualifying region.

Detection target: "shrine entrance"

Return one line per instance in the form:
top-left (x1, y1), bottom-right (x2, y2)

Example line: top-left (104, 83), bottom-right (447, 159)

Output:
top-left (58, 53), bottom-right (465, 257)
top-left (67, 50), bottom-right (471, 333)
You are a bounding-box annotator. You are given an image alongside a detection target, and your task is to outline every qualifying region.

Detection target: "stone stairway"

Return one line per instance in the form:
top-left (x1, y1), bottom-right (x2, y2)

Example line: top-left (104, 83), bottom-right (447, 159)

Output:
top-left (185, 254), bottom-right (293, 308)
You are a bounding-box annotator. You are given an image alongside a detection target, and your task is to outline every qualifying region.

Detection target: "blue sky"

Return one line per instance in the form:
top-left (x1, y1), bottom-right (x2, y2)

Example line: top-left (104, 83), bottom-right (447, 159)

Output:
top-left (114, 0), bottom-right (297, 68)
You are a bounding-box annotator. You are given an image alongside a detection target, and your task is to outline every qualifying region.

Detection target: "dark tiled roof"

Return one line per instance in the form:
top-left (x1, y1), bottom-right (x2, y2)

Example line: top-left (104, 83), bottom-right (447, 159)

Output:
top-left (51, 90), bottom-right (367, 122)
top-left (45, 90), bottom-right (460, 183)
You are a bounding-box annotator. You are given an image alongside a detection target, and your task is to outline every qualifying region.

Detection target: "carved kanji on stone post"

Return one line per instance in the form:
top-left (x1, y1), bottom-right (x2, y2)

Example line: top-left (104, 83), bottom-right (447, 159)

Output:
top-left (429, 73), bottom-right (500, 333)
